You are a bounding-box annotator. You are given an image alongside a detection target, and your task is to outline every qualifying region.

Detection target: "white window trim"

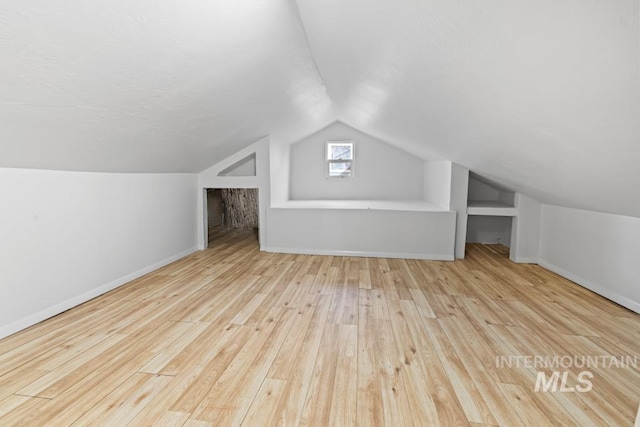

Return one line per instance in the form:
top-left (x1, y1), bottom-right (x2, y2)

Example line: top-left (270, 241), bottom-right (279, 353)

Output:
top-left (326, 140), bottom-right (355, 179)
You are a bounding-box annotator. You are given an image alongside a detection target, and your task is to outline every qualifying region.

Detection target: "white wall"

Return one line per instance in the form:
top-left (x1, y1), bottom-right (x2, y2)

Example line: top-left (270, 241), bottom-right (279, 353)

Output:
top-left (197, 137), bottom-right (271, 250)
top-left (424, 161), bottom-right (452, 209)
top-left (539, 205), bottom-right (640, 314)
top-left (468, 174), bottom-right (515, 205)
top-left (218, 155), bottom-right (256, 177)
top-left (269, 139), bottom-right (291, 204)
top-left (0, 168), bottom-right (198, 339)
top-left (290, 122), bottom-right (424, 200)
top-left (468, 175), bottom-right (500, 201)
top-left (449, 163), bottom-right (469, 259)
top-left (510, 194), bottom-right (541, 263)
top-left (266, 207), bottom-right (456, 260)
top-left (466, 216), bottom-right (513, 246)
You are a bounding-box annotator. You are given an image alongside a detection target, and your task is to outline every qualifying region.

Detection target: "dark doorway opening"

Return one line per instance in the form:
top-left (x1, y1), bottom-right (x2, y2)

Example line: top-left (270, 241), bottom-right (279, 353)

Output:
top-left (206, 188), bottom-right (259, 248)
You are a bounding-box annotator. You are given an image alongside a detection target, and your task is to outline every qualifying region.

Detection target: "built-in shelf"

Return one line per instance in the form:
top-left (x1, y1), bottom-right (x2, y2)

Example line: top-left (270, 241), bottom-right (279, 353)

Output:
top-left (467, 200), bottom-right (516, 216)
top-left (465, 173), bottom-right (517, 256)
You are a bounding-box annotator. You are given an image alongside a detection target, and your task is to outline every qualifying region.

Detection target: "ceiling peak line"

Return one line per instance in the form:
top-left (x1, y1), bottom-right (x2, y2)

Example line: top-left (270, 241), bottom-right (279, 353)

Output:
top-left (290, 0), bottom-right (336, 117)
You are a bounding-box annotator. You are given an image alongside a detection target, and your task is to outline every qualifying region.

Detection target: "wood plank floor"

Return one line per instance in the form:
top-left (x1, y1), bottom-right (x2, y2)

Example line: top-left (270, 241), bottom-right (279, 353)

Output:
top-left (0, 228), bottom-right (639, 426)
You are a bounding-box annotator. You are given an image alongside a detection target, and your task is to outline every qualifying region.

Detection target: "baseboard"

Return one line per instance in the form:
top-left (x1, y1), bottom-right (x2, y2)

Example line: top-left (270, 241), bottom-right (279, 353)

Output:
top-left (511, 256), bottom-right (539, 264)
top-left (265, 247), bottom-right (455, 261)
top-left (539, 259), bottom-right (640, 314)
top-left (0, 246), bottom-right (199, 340)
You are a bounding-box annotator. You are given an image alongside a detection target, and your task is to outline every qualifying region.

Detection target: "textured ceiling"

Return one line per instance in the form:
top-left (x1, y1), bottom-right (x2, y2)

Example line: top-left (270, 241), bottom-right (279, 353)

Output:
top-left (1, 1), bottom-right (639, 216)
top-left (0, 0), bottom-right (335, 172)
top-left (296, 0), bottom-right (640, 217)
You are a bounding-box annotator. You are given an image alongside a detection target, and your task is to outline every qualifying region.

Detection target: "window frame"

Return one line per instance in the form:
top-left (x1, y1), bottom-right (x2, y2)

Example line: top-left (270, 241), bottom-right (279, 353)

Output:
top-left (326, 140), bottom-right (355, 179)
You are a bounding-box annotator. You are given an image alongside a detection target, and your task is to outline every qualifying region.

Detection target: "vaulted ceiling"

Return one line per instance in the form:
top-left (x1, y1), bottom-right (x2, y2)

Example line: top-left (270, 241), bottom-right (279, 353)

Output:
top-left (1, 1), bottom-right (639, 217)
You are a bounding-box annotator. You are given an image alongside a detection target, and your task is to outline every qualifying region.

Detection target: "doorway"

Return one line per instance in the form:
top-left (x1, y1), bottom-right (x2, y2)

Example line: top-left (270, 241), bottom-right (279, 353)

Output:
top-left (206, 188), bottom-right (259, 248)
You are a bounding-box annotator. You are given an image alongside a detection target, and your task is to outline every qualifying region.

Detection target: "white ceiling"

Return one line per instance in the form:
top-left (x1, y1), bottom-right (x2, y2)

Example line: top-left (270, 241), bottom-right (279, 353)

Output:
top-left (1, 1), bottom-right (639, 216)
top-left (0, 0), bottom-right (335, 172)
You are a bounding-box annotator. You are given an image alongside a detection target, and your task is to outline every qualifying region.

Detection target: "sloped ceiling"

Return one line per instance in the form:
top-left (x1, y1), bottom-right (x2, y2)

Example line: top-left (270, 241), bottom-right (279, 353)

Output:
top-left (1, 1), bottom-right (639, 217)
top-left (0, 0), bottom-right (335, 172)
top-left (296, 0), bottom-right (640, 217)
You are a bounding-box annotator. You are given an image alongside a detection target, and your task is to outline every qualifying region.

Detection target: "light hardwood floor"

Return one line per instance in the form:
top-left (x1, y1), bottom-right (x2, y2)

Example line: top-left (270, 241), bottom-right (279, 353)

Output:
top-left (0, 228), bottom-right (639, 426)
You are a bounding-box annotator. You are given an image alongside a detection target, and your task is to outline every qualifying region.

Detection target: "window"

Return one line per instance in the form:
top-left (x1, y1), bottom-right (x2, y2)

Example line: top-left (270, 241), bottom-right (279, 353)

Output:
top-left (326, 141), bottom-right (354, 178)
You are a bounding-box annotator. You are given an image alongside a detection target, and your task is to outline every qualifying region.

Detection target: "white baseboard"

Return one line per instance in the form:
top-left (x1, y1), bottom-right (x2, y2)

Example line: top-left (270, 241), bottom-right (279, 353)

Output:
top-left (539, 259), bottom-right (640, 314)
top-left (511, 256), bottom-right (539, 264)
top-left (265, 247), bottom-right (454, 261)
top-left (0, 247), bottom-right (199, 340)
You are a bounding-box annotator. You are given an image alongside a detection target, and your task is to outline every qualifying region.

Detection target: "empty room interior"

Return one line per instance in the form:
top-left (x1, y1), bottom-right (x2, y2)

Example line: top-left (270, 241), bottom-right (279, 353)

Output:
top-left (1, 1), bottom-right (639, 426)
